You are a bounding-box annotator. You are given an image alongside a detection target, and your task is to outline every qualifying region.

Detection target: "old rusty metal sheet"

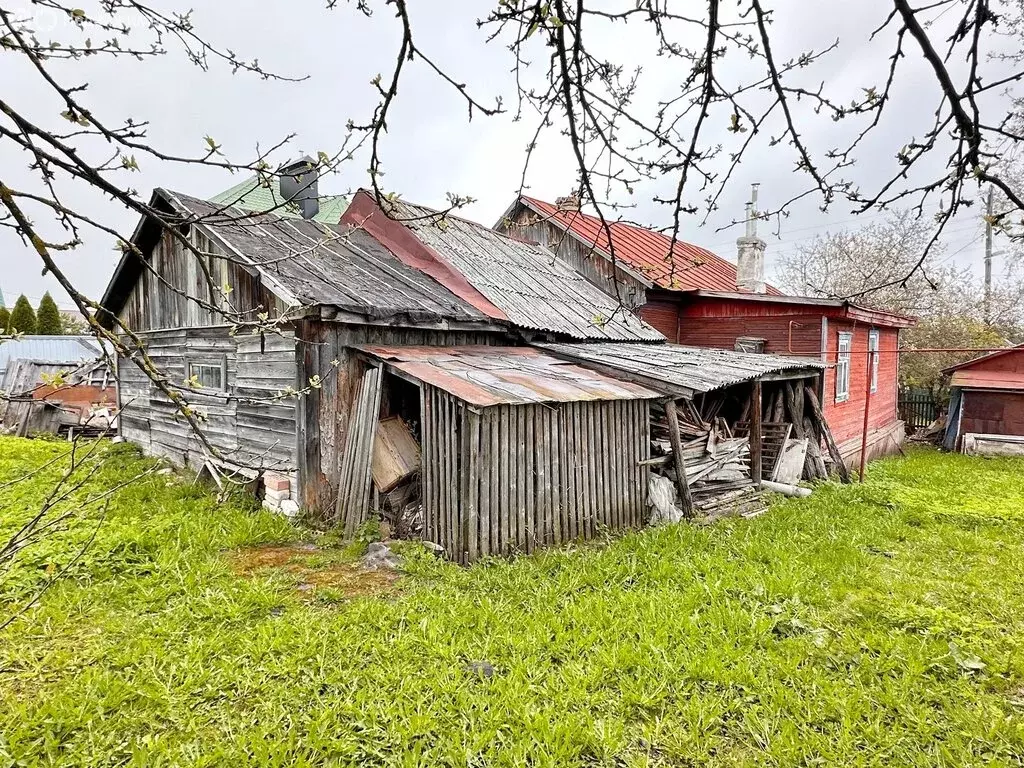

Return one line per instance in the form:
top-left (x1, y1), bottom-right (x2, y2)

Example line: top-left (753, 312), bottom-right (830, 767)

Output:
top-left (356, 345), bottom-right (660, 407)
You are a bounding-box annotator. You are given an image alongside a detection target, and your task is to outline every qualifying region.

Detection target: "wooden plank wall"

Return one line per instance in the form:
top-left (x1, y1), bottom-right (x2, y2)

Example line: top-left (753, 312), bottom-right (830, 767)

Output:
top-left (117, 227), bottom-right (289, 332)
top-left (294, 319), bottom-right (508, 514)
top-left (116, 325), bottom-right (298, 473)
top-left (421, 386), bottom-right (651, 564)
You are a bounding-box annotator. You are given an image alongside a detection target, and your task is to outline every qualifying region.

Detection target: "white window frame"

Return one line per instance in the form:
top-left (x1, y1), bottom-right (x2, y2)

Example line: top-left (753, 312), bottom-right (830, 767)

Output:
top-left (836, 332), bottom-right (853, 403)
top-left (188, 357), bottom-right (228, 393)
top-left (868, 329), bottom-right (880, 394)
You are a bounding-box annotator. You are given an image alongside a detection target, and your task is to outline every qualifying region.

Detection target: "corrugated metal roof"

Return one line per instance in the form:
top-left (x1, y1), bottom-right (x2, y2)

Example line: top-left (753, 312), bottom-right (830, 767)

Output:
top-left (381, 198), bottom-right (663, 342)
top-left (357, 345), bottom-right (660, 407)
top-left (950, 370), bottom-right (1024, 391)
top-left (209, 176), bottom-right (348, 224)
top-left (163, 191), bottom-right (493, 325)
top-left (517, 196), bottom-right (784, 295)
top-left (0, 336), bottom-right (102, 375)
top-left (536, 341), bottom-right (823, 397)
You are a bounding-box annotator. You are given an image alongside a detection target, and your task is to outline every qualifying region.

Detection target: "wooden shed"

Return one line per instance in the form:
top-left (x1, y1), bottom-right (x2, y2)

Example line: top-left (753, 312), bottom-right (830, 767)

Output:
top-left (942, 344), bottom-right (1024, 456)
top-left (347, 346), bottom-right (659, 563)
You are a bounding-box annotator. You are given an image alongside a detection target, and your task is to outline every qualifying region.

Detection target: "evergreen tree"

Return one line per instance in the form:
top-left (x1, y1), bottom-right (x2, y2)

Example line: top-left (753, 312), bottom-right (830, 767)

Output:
top-left (0, 306), bottom-right (10, 334)
top-left (10, 295), bottom-right (37, 334)
top-left (36, 292), bottom-right (62, 335)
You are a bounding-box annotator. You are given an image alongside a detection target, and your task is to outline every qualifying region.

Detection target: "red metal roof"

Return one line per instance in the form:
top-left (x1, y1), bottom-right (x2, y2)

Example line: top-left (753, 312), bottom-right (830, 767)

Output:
top-left (950, 370), bottom-right (1024, 391)
top-left (941, 344), bottom-right (1024, 374)
top-left (518, 196), bottom-right (783, 295)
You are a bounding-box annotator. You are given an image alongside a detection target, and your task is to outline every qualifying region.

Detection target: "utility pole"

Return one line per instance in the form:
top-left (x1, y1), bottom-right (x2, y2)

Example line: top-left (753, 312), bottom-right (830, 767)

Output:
top-left (984, 185), bottom-right (994, 325)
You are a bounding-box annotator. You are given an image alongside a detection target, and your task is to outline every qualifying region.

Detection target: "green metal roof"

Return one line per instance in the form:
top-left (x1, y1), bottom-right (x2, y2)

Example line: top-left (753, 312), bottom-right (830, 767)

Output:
top-left (209, 176), bottom-right (348, 224)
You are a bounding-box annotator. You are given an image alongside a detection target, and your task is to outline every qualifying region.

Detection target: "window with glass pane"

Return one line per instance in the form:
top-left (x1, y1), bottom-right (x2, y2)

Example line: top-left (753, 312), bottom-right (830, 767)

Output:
top-left (868, 330), bottom-right (879, 393)
top-left (836, 332), bottom-right (852, 402)
top-left (189, 361), bottom-right (224, 391)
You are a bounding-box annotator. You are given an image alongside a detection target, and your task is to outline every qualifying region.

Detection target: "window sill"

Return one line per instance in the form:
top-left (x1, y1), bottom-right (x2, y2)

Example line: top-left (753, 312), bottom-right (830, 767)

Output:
top-left (835, 395), bottom-right (850, 404)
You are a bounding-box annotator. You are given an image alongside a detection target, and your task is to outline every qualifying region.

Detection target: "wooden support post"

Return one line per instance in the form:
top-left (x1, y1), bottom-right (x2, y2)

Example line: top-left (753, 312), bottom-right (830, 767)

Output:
top-left (663, 398), bottom-right (695, 518)
top-left (805, 384), bottom-right (851, 484)
top-left (750, 379), bottom-right (763, 486)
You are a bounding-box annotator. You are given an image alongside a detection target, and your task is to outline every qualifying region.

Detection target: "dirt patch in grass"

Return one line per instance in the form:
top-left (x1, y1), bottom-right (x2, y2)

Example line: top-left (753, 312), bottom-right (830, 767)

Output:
top-left (226, 543), bottom-right (399, 600)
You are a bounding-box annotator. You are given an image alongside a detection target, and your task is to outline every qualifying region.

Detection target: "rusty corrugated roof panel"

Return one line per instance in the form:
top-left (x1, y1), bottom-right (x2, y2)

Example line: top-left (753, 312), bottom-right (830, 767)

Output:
top-left (950, 370), bottom-right (1024, 391)
top-left (357, 345), bottom-right (660, 407)
top-left (536, 341), bottom-right (824, 397)
top-left (381, 198), bottom-right (663, 342)
top-left (518, 196), bottom-right (784, 295)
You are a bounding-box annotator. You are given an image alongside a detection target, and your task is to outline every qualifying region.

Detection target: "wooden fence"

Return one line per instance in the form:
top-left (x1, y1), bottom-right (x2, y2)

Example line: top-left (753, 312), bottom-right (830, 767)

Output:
top-left (420, 385), bottom-right (651, 563)
top-left (899, 389), bottom-right (937, 431)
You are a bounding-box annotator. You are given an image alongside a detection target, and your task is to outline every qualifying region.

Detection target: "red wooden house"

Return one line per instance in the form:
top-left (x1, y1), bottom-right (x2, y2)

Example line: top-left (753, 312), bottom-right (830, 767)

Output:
top-left (496, 194), bottom-right (916, 467)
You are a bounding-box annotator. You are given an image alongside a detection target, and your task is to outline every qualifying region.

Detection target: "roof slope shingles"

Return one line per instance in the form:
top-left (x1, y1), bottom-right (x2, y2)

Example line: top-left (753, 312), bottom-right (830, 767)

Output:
top-left (515, 196), bottom-right (783, 295)
top-left (154, 191), bottom-right (491, 324)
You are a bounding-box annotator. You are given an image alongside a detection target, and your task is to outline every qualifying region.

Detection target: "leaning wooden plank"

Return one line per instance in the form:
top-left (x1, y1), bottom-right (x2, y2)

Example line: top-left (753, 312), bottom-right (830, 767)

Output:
top-left (749, 380), bottom-right (763, 487)
top-left (773, 438), bottom-right (809, 484)
top-left (803, 416), bottom-right (827, 480)
top-left (805, 385), bottom-right (851, 483)
top-left (352, 365), bottom-right (383, 535)
top-left (421, 389), bottom-right (432, 543)
top-left (334, 368), bottom-right (368, 528)
top-left (663, 399), bottom-right (695, 518)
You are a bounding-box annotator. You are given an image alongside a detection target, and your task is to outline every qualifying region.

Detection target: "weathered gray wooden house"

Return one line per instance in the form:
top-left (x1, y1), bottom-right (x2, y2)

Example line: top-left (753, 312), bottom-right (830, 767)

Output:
top-left (100, 178), bottom-right (666, 560)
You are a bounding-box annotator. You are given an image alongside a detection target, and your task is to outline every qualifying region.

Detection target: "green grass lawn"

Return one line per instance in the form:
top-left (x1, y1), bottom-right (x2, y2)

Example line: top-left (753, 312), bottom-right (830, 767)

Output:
top-left (2, 437), bottom-right (1024, 766)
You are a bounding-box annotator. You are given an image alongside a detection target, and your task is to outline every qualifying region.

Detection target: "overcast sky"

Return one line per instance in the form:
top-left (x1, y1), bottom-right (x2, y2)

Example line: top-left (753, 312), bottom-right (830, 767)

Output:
top-left (0, 0), bottom-right (1014, 309)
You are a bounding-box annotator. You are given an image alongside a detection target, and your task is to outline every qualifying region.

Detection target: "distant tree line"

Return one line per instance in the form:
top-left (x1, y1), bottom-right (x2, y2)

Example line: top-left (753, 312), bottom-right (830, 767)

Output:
top-left (0, 292), bottom-right (87, 335)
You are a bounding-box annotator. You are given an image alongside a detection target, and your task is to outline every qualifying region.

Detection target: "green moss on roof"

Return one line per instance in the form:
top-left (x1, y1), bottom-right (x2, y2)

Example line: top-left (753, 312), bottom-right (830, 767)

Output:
top-left (209, 176), bottom-right (348, 224)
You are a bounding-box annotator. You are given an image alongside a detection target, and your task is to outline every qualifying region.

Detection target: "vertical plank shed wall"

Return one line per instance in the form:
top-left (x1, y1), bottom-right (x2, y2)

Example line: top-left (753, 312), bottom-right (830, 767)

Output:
top-left (421, 386), bottom-right (651, 564)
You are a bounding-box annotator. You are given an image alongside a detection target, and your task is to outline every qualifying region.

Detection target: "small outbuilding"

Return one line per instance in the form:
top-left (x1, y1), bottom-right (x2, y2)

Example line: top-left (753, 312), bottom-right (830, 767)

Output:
top-left (942, 344), bottom-right (1024, 456)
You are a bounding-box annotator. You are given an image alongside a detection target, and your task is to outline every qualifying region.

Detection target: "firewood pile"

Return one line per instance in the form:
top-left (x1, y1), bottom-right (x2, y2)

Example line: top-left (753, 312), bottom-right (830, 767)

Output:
top-left (649, 400), bottom-right (768, 521)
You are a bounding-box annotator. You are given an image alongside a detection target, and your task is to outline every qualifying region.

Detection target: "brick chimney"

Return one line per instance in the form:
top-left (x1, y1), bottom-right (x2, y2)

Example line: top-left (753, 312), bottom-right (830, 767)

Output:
top-left (736, 183), bottom-right (766, 294)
